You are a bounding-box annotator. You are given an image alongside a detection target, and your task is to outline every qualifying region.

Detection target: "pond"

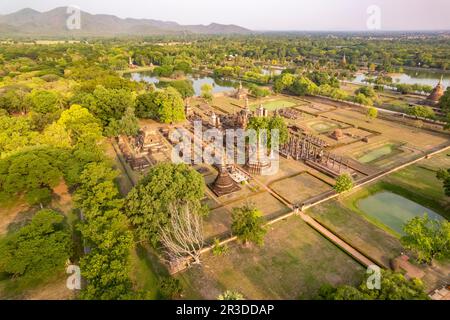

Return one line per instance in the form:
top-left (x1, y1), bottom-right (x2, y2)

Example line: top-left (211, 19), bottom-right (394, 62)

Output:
top-left (188, 75), bottom-right (236, 96)
top-left (357, 191), bottom-right (444, 235)
top-left (352, 70), bottom-right (450, 88)
top-left (250, 99), bottom-right (297, 111)
top-left (358, 144), bottom-right (396, 164)
top-left (127, 72), bottom-right (159, 84)
top-left (127, 72), bottom-right (236, 96)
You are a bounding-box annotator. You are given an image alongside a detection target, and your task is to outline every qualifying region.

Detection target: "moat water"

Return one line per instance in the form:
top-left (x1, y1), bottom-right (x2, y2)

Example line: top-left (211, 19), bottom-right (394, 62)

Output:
top-left (128, 72), bottom-right (236, 96)
top-left (357, 191), bottom-right (444, 235)
top-left (352, 69), bottom-right (450, 88)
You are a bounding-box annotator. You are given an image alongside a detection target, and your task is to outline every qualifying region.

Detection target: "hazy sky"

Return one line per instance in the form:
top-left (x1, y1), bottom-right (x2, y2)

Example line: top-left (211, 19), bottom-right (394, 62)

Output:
top-left (1, 0), bottom-right (449, 31)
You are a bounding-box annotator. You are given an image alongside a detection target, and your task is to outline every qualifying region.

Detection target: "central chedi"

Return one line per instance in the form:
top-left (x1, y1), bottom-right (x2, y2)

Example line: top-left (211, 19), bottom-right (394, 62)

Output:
top-left (210, 161), bottom-right (241, 197)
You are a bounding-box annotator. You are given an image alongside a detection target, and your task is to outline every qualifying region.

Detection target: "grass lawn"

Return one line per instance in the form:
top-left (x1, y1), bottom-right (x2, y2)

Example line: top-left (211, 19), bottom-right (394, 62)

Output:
top-left (250, 99), bottom-right (297, 111)
top-left (270, 172), bottom-right (332, 205)
top-left (357, 143), bottom-right (401, 164)
top-left (178, 216), bottom-right (365, 300)
top-left (308, 200), bottom-right (403, 268)
top-left (129, 245), bottom-right (169, 299)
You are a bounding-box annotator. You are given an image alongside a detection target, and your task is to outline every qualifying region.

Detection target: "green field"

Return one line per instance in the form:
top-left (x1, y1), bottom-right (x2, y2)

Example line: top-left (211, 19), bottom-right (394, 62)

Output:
top-left (251, 99), bottom-right (297, 111)
top-left (358, 144), bottom-right (397, 163)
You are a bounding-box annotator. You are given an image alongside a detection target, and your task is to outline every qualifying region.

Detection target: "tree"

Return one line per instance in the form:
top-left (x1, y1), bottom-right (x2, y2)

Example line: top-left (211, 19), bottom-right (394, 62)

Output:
top-left (231, 204), bottom-right (267, 246)
top-left (159, 277), bottom-right (183, 299)
top-left (0, 209), bottom-right (72, 287)
top-left (291, 76), bottom-right (319, 96)
top-left (439, 86), bottom-right (450, 131)
top-left (401, 214), bottom-right (450, 264)
top-left (247, 116), bottom-right (289, 150)
top-left (248, 84), bottom-right (270, 98)
top-left (125, 163), bottom-right (206, 245)
top-left (334, 174), bottom-right (353, 193)
top-left (439, 87), bottom-right (450, 114)
top-left (367, 107), bottom-right (378, 121)
top-left (218, 291), bottom-right (245, 300)
top-left (268, 116), bottom-right (289, 147)
top-left (57, 104), bottom-right (103, 146)
top-left (27, 90), bottom-right (61, 114)
top-left (318, 271), bottom-right (429, 300)
top-left (0, 89), bottom-right (28, 114)
top-left (25, 90), bottom-right (62, 130)
top-left (437, 168), bottom-right (450, 196)
top-left (105, 107), bottom-right (140, 137)
top-left (355, 86), bottom-right (376, 98)
top-left (354, 93), bottom-right (373, 106)
top-left (0, 115), bottom-right (39, 156)
top-left (407, 106), bottom-right (435, 119)
top-left (0, 147), bottom-right (69, 205)
top-left (159, 202), bottom-right (204, 265)
top-left (75, 162), bottom-right (135, 300)
top-left (160, 80), bottom-right (194, 99)
top-left (135, 88), bottom-right (185, 124)
top-left (201, 83), bottom-right (213, 102)
top-left (273, 73), bottom-right (295, 93)
top-left (135, 92), bottom-right (157, 119)
top-left (76, 86), bottom-right (135, 127)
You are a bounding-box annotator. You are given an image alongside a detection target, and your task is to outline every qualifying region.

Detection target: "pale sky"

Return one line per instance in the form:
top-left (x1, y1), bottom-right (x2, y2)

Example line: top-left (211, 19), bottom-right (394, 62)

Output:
top-left (1, 0), bottom-right (449, 31)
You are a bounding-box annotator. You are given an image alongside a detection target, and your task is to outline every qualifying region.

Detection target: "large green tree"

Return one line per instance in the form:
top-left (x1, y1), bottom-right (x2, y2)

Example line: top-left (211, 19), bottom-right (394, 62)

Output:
top-left (158, 79), bottom-right (195, 99)
top-left (124, 163), bottom-right (205, 245)
top-left (0, 89), bottom-right (28, 114)
top-left (0, 147), bottom-right (69, 205)
top-left (231, 204), bottom-right (267, 246)
top-left (0, 209), bottom-right (72, 287)
top-left (76, 86), bottom-right (135, 127)
top-left (75, 162), bottom-right (135, 300)
top-left (105, 107), bottom-right (140, 137)
top-left (439, 87), bottom-right (450, 129)
top-left (0, 115), bottom-right (39, 156)
top-left (247, 116), bottom-right (289, 149)
top-left (135, 87), bottom-right (185, 124)
top-left (334, 174), bottom-right (354, 193)
top-left (401, 214), bottom-right (449, 264)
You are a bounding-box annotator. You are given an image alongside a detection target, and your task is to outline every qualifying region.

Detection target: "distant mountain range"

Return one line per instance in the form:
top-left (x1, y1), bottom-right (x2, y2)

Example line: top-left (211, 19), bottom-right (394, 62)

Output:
top-left (0, 7), bottom-right (252, 37)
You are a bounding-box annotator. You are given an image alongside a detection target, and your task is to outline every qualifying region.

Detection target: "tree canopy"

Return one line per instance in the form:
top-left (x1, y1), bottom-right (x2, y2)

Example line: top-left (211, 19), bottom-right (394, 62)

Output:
top-left (231, 204), bottom-right (267, 246)
top-left (0, 147), bottom-right (69, 205)
top-left (318, 271), bottom-right (429, 300)
top-left (124, 163), bottom-right (206, 246)
top-left (135, 87), bottom-right (185, 124)
top-left (0, 209), bottom-right (72, 287)
top-left (334, 174), bottom-right (354, 193)
top-left (401, 214), bottom-right (449, 264)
